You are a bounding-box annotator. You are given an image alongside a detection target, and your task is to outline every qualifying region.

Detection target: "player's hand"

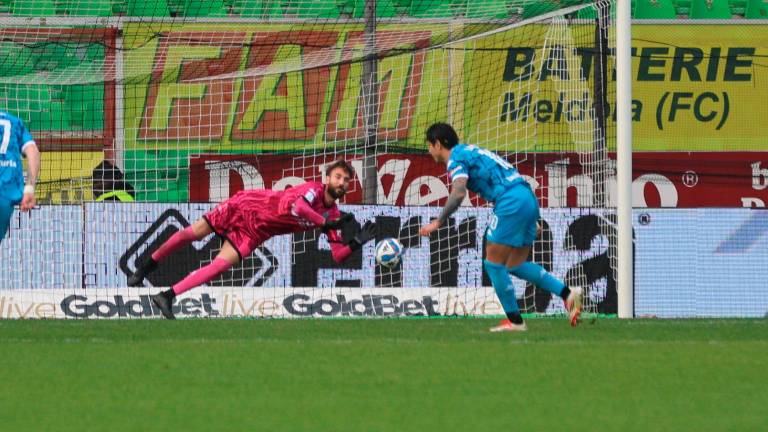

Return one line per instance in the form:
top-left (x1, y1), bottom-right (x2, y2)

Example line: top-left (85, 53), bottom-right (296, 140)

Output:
top-left (20, 193), bottom-right (36, 212)
top-left (348, 221), bottom-right (376, 251)
top-left (419, 219), bottom-right (441, 237)
top-left (322, 212), bottom-right (354, 231)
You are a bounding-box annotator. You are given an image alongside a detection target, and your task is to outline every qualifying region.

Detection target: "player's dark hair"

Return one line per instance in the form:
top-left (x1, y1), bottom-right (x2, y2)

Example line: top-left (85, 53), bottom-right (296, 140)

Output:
top-left (426, 122), bottom-right (459, 149)
top-left (325, 159), bottom-right (355, 178)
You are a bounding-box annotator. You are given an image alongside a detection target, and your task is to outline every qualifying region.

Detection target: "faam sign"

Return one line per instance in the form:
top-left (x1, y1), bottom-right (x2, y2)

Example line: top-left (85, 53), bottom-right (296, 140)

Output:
top-left (126, 25), bottom-right (436, 151)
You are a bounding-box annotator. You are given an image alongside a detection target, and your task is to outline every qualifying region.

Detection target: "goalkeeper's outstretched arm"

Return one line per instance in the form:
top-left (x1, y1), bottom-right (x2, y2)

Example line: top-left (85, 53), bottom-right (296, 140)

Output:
top-left (326, 219), bottom-right (376, 263)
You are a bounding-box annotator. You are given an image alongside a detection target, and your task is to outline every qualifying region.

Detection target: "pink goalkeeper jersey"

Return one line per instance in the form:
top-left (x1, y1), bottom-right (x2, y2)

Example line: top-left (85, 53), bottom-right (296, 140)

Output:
top-left (277, 181), bottom-right (341, 229)
top-left (204, 181), bottom-right (349, 260)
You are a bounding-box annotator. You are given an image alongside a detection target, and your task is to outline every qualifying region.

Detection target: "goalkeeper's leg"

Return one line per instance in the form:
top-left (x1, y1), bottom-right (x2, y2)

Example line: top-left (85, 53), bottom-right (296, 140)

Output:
top-left (151, 241), bottom-right (239, 319)
top-left (127, 218), bottom-right (212, 287)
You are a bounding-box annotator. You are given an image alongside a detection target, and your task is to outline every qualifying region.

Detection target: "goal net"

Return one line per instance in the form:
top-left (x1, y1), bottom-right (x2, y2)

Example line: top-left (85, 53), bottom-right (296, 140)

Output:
top-left (0, 0), bottom-right (617, 319)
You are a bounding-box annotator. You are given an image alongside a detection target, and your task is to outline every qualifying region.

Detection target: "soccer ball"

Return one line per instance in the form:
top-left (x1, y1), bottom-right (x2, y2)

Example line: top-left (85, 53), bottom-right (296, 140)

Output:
top-left (375, 237), bottom-right (403, 268)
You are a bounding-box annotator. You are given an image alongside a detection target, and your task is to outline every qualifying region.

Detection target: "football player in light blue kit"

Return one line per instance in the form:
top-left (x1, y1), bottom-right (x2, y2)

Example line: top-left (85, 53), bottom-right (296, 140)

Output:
top-left (0, 111), bottom-right (41, 245)
top-left (419, 123), bottom-right (582, 332)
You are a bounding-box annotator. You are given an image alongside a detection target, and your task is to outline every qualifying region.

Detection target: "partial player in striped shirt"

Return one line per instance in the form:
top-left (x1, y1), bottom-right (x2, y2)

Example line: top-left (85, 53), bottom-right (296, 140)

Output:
top-left (419, 123), bottom-right (582, 332)
top-left (128, 160), bottom-right (376, 319)
top-left (0, 111), bottom-right (41, 245)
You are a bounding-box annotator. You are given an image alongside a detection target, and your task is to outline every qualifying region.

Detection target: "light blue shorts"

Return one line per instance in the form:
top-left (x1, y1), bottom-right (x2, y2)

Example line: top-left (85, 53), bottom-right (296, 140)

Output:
top-left (485, 184), bottom-right (540, 248)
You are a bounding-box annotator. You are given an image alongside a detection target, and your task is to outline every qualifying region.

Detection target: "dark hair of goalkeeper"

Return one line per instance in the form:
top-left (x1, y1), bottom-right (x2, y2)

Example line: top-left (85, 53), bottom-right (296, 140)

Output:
top-left (325, 159), bottom-right (356, 178)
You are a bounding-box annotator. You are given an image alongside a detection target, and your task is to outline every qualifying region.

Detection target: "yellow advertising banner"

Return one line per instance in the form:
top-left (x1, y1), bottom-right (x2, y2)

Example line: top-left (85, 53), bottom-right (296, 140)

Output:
top-left (465, 23), bottom-right (767, 151)
top-left (123, 23), bottom-right (766, 153)
top-left (35, 152), bottom-right (103, 204)
top-left (631, 24), bottom-right (766, 151)
top-left (123, 22), bottom-right (448, 152)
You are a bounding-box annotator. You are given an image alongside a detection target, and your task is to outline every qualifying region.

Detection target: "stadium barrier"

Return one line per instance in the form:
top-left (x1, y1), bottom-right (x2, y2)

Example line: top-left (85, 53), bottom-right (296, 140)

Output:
top-left (2, 204), bottom-right (766, 317)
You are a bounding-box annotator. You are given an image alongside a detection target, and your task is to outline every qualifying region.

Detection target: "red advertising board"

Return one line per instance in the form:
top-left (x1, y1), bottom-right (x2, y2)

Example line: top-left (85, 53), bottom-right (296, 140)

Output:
top-left (188, 152), bottom-right (768, 208)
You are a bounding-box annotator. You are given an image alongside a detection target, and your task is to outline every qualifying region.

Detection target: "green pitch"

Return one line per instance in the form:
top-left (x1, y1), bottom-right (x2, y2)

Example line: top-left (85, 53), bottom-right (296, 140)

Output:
top-left (0, 318), bottom-right (765, 431)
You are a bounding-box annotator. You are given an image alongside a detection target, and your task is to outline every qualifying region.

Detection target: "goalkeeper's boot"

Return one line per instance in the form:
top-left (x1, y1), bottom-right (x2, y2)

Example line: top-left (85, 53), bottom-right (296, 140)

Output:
top-left (564, 286), bottom-right (583, 327)
top-left (151, 289), bottom-right (176, 320)
top-left (489, 319), bottom-right (527, 332)
top-left (127, 257), bottom-right (158, 287)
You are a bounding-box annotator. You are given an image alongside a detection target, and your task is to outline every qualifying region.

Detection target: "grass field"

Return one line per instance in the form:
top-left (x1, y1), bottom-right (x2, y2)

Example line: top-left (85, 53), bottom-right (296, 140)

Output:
top-left (0, 318), bottom-right (765, 431)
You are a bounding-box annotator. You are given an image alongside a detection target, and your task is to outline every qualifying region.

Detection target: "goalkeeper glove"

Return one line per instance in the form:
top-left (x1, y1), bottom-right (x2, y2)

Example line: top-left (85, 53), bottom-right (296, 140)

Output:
top-left (348, 221), bottom-right (376, 251)
top-left (322, 212), bottom-right (354, 231)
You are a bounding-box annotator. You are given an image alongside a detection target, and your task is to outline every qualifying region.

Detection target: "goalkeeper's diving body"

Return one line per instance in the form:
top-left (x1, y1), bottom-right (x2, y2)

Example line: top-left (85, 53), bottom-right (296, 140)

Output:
top-left (128, 159), bottom-right (376, 319)
top-left (419, 123), bottom-right (582, 332)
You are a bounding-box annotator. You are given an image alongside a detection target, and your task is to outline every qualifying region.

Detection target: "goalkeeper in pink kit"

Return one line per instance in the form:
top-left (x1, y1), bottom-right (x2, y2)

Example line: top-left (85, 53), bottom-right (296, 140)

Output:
top-left (128, 160), bottom-right (376, 319)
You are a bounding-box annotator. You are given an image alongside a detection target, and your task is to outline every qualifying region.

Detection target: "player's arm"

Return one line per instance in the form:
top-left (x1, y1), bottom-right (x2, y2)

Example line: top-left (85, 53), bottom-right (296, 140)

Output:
top-left (437, 177), bottom-right (467, 225)
top-left (419, 177), bottom-right (467, 236)
top-left (21, 142), bottom-right (40, 211)
top-left (292, 195), bottom-right (352, 229)
top-left (326, 220), bottom-right (376, 263)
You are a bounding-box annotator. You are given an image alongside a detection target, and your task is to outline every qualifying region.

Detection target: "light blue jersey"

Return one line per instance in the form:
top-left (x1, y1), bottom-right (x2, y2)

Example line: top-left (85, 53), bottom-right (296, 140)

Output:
top-left (446, 144), bottom-right (527, 209)
top-left (446, 145), bottom-right (566, 318)
top-left (0, 111), bottom-right (35, 203)
top-left (447, 143), bottom-right (539, 247)
top-left (0, 111), bottom-right (35, 243)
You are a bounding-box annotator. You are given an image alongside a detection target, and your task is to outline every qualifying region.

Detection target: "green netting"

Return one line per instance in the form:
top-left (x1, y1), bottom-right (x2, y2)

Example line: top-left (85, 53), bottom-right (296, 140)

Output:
top-left (519, 0), bottom-right (560, 19)
top-left (231, 0), bottom-right (269, 16)
top-left (409, 0), bottom-right (456, 17)
top-left (285, 0), bottom-right (342, 18)
top-left (127, 0), bottom-right (171, 16)
top-left (12, 0), bottom-right (57, 16)
top-left (729, 0), bottom-right (747, 15)
top-left (1, 0), bottom-right (759, 18)
top-left (0, 38), bottom-right (106, 133)
top-left (635, 0), bottom-right (676, 19)
top-left (352, 0), bottom-right (398, 17)
top-left (745, 0), bottom-right (768, 18)
top-left (69, 0), bottom-right (114, 16)
top-left (184, 0), bottom-right (229, 17)
top-left (467, 0), bottom-right (510, 19)
top-left (689, 0), bottom-right (733, 18)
